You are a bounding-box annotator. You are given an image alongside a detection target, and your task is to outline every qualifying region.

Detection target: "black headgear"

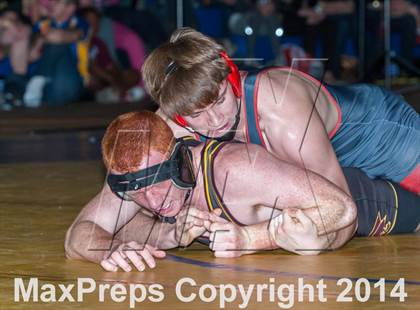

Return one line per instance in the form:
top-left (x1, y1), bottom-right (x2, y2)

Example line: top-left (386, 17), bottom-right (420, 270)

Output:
top-left (107, 139), bottom-right (196, 223)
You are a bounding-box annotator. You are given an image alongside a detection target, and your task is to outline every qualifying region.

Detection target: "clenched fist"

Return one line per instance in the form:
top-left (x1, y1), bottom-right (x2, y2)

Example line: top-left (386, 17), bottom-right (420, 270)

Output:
top-left (269, 208), bottom-right (332, 255)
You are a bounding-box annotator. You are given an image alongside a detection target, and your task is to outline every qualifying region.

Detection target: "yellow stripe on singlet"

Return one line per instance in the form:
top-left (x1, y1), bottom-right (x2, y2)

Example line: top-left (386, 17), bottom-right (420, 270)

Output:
top-left (384, 181), bottom-right (399, 235)
top-left (208, 143), bottom-right (228, 213)
top-left (367, 181), bottom-right (399, 236)
top-left (202, 140), bottom-right (237, 223)
top-left (203, 141), bottom-right (215, 212)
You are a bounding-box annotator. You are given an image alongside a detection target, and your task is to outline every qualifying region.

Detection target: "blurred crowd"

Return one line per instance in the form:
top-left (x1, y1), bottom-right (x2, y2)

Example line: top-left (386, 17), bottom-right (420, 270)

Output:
top-left (0, 0), bottom-right (419, 109)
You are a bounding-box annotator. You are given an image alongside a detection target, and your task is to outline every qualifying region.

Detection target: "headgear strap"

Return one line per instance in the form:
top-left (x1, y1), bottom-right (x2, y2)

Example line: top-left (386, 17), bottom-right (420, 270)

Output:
top-left (165, 61), bottom-right (177, 76)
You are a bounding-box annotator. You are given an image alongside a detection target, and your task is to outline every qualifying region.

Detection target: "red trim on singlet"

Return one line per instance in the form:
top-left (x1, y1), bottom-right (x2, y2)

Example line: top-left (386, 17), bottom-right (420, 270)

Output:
top-left (241, 72), bottom-right (251, 144)
top-left (251, 66), bottom-right (343, 140)
top-left (400, 165), bottom-right (420, 194)
top-left (253, 72), bottom-right (267, 148)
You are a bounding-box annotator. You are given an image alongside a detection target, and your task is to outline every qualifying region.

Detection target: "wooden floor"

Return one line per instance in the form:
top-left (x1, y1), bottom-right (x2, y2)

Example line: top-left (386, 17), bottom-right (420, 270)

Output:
top-left (0, 161), bottom-right (419, 309)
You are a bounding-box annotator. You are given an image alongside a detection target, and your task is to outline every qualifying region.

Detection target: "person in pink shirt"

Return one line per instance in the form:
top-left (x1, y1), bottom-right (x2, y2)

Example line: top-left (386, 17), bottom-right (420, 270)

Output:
top-left (80, 7), bottom-right (145, 102)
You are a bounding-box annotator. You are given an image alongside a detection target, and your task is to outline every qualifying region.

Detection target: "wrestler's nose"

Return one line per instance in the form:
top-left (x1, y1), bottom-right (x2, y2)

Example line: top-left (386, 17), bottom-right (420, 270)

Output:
top-left (144, 187), bottom-right (163, 211)
top-left (207, 109), bottom-right (223, 128)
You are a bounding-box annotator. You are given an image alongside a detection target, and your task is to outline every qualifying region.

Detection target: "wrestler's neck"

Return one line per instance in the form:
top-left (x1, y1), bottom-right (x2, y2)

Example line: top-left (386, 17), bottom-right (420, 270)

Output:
top-left (232, 104), bottom-right (248, 143)
top-left (232, 73), bottom-right (248, 143)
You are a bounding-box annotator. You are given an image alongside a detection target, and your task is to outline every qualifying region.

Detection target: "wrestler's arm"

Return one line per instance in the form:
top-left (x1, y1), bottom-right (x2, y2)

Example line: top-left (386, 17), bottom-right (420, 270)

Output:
top-left (239, 213), bottom-right (353, 255)
top-left (64, 184), bottom-right (178, 263)
top-left (216, 144), bottom-right (356, 252)
top-left (243, 144), bottom-right (355, 233)
top-left (258, 73), bottom-right (351, 195)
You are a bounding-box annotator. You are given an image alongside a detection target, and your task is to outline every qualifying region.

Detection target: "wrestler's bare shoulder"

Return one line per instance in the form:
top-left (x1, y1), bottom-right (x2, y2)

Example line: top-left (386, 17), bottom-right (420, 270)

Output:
top-left (257, 69), bottom-right (319, 111)
top-left (254, 69), bottom-right (338, 135)
top-left (212, 143), bottom-right (294, 184)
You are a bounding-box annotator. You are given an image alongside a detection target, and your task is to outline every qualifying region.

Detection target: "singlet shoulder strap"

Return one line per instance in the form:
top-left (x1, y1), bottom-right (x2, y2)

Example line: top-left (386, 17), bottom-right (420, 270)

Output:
top-left (177, 136), bottom-right (202, 147)
top-left (243, 71), bottom-right (265, 146)
top-left (201, 140), bottom-right (244, 226)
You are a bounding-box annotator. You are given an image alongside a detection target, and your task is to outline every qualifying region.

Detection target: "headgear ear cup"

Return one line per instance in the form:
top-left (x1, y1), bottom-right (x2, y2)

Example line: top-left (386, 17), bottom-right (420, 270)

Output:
top-left (174, 114), bottom-right (189, 128)
top-left (173, 51), bottom-right (241, 127)
top-left (219, 51), bottom-right (241, 97)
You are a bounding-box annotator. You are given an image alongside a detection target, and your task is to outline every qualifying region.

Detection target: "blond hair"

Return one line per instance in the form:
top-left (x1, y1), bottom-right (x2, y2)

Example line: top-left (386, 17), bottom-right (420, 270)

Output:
top-left (142, 27), bottom-right (230, 117)
top-left (102, 111), bottom-right (175, 173)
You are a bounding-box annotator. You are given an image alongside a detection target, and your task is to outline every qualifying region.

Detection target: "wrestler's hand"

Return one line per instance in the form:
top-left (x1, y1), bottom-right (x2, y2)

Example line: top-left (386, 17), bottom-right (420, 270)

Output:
top-left (100, 242), bottom-right (166, 272)
top-left (270, 208), bottom-right (331, 255)
top-left (175, 207), bottom-right (222, 247)
top-left (209, 216), bottom-right (253, 258)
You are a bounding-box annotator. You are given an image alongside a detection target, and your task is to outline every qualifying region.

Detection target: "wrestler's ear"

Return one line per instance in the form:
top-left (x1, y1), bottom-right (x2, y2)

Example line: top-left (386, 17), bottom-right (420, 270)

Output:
top-left (220, 51), bottom-right (241, 98)
top-left (174, 114), bottom-right (188, 127)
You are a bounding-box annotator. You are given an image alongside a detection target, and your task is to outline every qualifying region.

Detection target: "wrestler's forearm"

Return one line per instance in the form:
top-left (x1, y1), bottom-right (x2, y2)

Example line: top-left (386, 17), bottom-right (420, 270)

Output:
top-left (243, 222), bottom-right (278, 252)
top-left (65, 221), bottom-right (120, 263)
top-left (243, 221), bottom-right (328, 255)
top-left (66, 218), bottom-right (178, 263)
top-left (114, 213), bottom-right (178, 250)
top-left (235, 204), bottom-right (350, 253)
top-left (244, 220), bottom-right (343, 255)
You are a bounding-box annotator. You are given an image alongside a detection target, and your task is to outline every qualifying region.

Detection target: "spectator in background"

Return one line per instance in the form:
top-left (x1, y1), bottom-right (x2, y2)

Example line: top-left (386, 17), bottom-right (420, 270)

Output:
top-left (0, 10), bottom-right (33, 106)
top-left (22, 0), bottom-right (49, 24)
top-left (142, 0), bottom-right (196, 35)
top-left (79, 0), bottom-right (120, 7)
top-left (390, 0), bottom-right (419, 65)
top-left (195, 0), bottom-right (243, 41)
top-left (101, 2), bottom-right (167, 51)
top-left (0, 0), bottom-right (22, 12)
top-left (246, 0), bottom-right (282, 63)
top-left (279, 0), bottom-right (306, 37)
top-left (363, 0), bottom-right (419, 79)
top-left (227, 0), bottom-right (282, 63)
top-left (78, 0), bottom-right (147, 71)
top-left (25, 0), bottom-right (89, 106)
top-left (80, 7), bottom-right (144, 102)
top-left (79, 1), bottom-right (167, 52)
top-left (0, 10), bottom-right (31, 76)
top-left (298, 0), bottom-right (355, 81)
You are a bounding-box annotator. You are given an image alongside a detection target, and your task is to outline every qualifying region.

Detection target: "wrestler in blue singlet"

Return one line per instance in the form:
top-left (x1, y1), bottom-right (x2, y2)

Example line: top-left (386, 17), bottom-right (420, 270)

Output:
top-left (242, 69), bottom-right (419, 192)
